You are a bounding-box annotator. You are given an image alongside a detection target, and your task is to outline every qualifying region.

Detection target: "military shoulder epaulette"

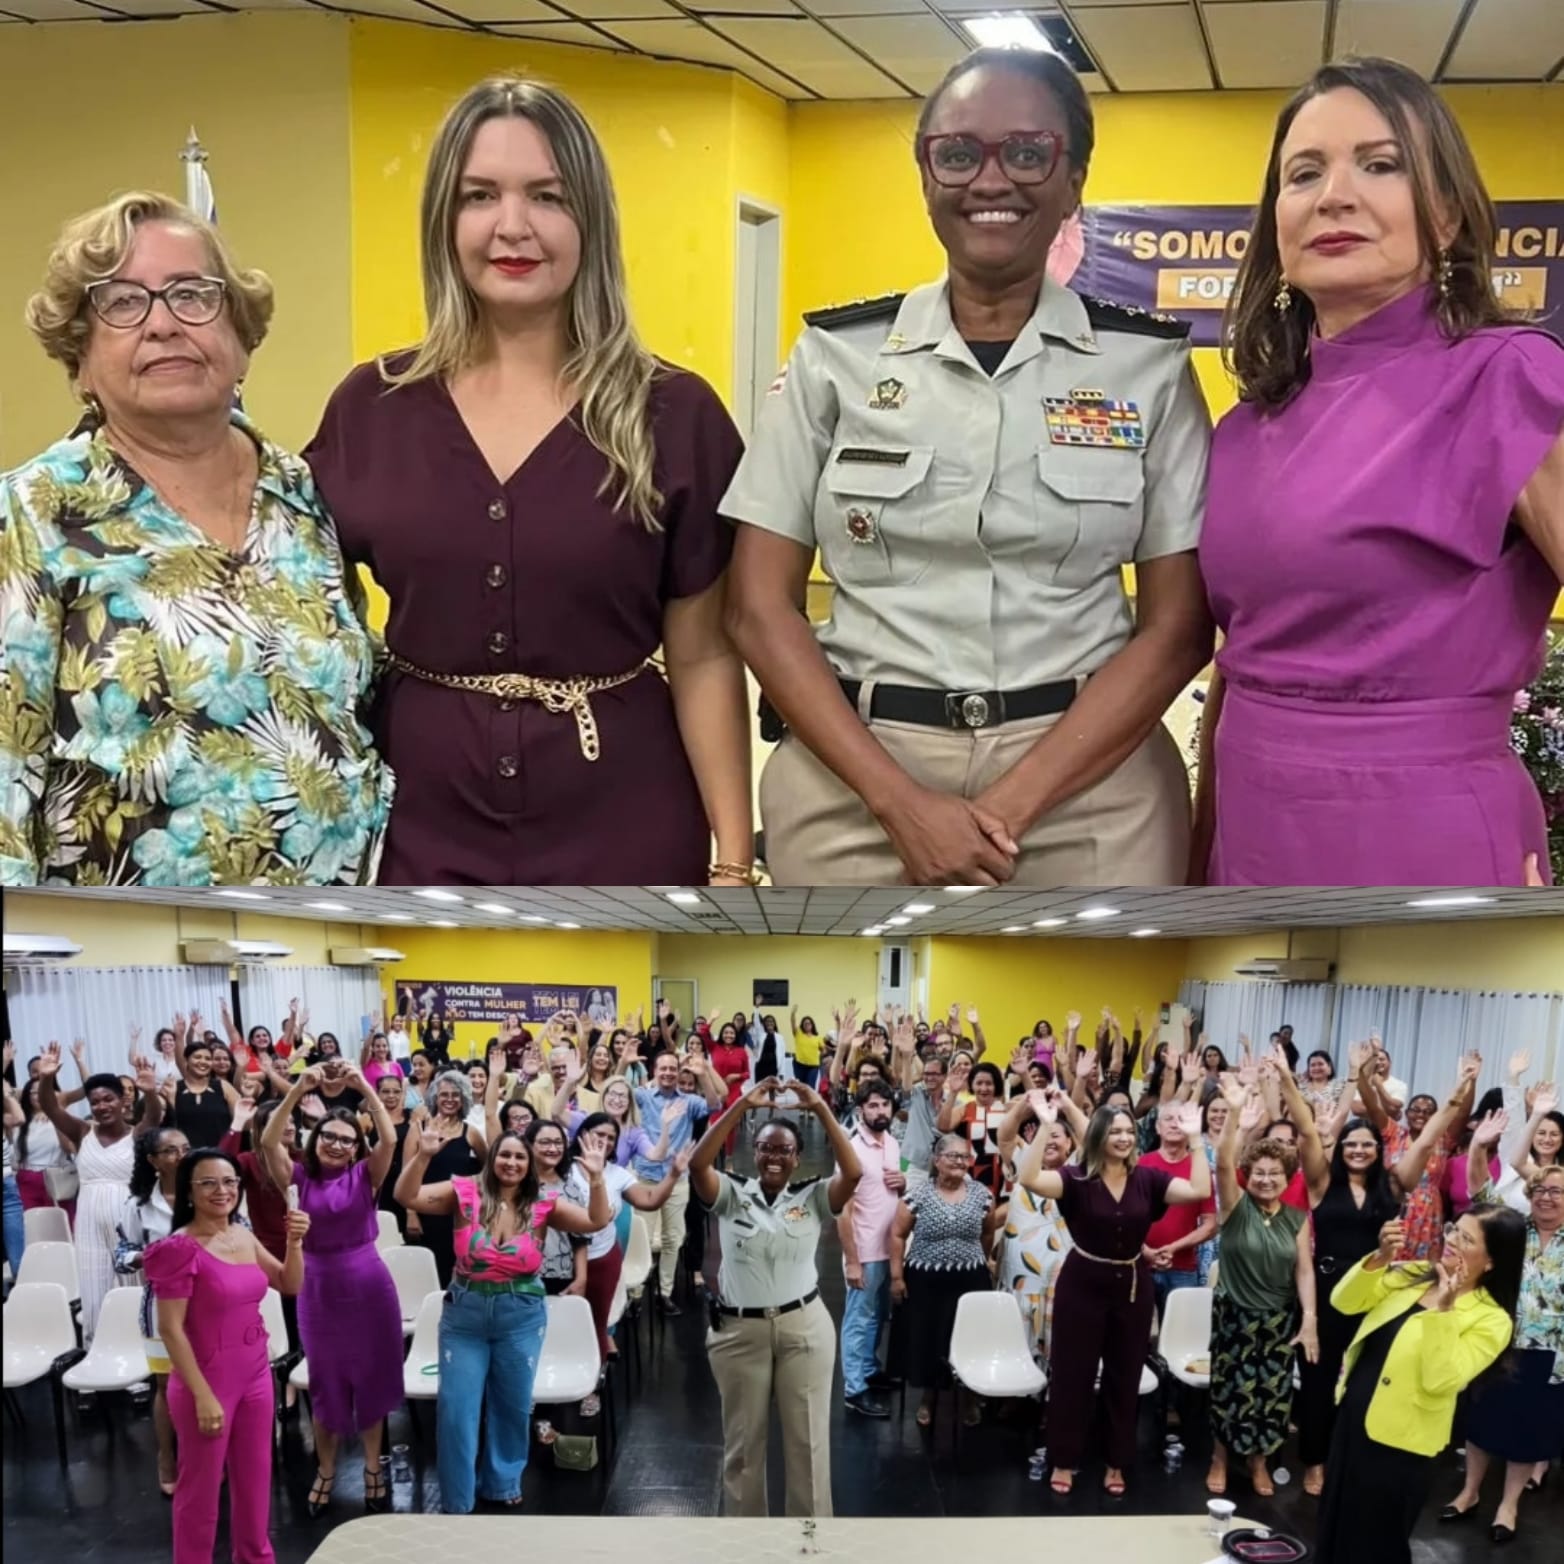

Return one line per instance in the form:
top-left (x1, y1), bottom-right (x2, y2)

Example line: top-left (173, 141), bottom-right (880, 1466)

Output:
top-left (787, 1175), bottom-right (822, 1193)
top-left (804, 293), bottom-right (906, 331)
top-left (1083, 295), bottom-right (1190, 340)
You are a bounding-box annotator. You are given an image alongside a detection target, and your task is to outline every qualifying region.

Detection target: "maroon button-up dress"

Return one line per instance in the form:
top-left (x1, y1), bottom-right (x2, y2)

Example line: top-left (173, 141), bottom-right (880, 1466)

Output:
top-left (305, 357), bottom-right (743, 884)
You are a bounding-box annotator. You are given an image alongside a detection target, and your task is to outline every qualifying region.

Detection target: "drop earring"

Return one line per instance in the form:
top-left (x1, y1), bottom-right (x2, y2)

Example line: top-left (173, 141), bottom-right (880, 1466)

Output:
top-left (1273, 277), bottom-right (1293, 313)
top-left (1436, 249), bottom-right (1453, 298)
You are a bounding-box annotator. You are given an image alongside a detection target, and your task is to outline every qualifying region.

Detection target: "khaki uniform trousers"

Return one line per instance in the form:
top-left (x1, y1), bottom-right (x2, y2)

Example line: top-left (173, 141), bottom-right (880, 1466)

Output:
top-left (705, 1295), bottom-right (835, 1517)
top-left (761, 702), bottom-right (1190, 886)
top-left (638, 1174), bottom-right (690, 1298)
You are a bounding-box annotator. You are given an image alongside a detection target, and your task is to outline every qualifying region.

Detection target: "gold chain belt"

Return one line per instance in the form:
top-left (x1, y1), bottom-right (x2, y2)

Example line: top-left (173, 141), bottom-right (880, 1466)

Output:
top-left (1071, 1243), bottom-right (1143, 1303)
top-left (387, 652), bottom-right (650, 762)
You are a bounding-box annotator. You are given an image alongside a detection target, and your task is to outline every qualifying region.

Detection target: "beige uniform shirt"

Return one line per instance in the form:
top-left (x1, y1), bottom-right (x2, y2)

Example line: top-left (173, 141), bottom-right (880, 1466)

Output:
top-left (720, 276), bottom-right (1211, 691)
top-left (711, 1172), bottom-right (834, 1309)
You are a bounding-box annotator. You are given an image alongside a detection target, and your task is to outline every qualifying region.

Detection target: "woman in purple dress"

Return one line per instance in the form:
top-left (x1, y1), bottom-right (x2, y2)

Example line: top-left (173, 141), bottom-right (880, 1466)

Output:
top-left (1196, 58), bottom-right (1564, 886)
top-left (261, 1065), bottom-right (403, 1517)
top-left (305, 76), bottom-right (755, 886)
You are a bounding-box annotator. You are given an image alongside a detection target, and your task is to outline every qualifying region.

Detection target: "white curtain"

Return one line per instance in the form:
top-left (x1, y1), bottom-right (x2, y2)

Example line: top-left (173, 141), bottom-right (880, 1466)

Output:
top-left (6, 965), bottom-right (233, 1077)
top-left (236, 965), bottom-right (382, 1050)
top-left (1179, 981), bottom-right (1332, 1059)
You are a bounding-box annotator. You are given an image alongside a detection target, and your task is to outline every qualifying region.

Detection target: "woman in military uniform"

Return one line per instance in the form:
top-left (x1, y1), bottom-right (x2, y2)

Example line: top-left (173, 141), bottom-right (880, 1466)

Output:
top-left (688, 1076), bottom-right (861, 1516)
top-left (722, 46), bottom-right (1213, 885)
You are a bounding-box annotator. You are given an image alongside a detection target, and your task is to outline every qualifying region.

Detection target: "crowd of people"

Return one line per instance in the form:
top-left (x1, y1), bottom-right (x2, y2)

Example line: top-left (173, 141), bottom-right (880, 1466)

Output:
top-left (3, 995), bottom-right (1561, 1562)
top-left (4, 42), bottom-right (1562, 891)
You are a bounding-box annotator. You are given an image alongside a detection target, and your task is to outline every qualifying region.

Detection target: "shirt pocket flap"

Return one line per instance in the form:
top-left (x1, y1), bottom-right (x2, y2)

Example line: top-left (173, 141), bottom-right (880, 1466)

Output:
top-left (825, 445), bottom-right (934, 500)
top-left (1037, 453), bottom-right (1145, 506)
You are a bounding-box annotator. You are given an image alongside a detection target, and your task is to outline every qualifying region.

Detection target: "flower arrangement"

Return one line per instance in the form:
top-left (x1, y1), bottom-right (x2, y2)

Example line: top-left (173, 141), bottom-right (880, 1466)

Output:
top-left (1512, 629), bottom-right (1564, 883)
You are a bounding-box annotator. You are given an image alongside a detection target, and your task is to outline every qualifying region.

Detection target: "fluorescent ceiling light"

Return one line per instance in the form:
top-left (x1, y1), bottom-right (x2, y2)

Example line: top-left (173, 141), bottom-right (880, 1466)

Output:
top-left (380, 914), bottom-right (413, 922)
top-left (667, 892), bottom-right (703, 905)
top-left (520, 916), bottom-right (548, 924)
top-left (414, 889), bottom-right (464, 904)
top-left (903, 903), bottom-right (936, 915)
top-left (885, 916), bottom-right (912, 926)
top-left (1130, 928), bottom-right (1161, 938)
top-left (962, 13), bottom-right (1053, 51)
top-left (428, 920), bottom-right (459, 928)
top-left (308, 901), bottom-right (351, 912)
top-left (861, 927), bottom-right (885, 936)
top-left (1033, 917), bottom-right (1068, 929)
top-left (1404, 894), bottom-right (1495, 908)
top-left (944, 887), bottom-right (986, 896)
top-left (475, 903), bottom-right (515, 915)
top-left (556, 922), bottom-right (581, 930)
top-left (1076, 907), bottom-right (1121, 921)
top-left (1001, 925), bottom-right (1027, 933)
top-left (212, 889), bottom-right (267, 901)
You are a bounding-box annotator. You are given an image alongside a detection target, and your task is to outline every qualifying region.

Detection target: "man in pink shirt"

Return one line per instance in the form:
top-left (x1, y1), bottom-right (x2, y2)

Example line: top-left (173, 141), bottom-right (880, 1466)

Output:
top-left (1140, 1103), bottom-right (1218, 1318)
top-left (837, 1080), bottom-right (906, 1418)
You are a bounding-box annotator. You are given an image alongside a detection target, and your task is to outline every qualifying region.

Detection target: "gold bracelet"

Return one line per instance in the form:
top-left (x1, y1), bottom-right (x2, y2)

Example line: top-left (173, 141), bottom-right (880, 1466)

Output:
top-left (708, 861), bottom-right (764, 886)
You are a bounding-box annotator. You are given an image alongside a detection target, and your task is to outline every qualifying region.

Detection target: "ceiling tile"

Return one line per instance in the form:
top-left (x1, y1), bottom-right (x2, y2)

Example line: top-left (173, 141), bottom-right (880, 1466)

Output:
top-left (333, 0), bottom-right (473, 25)
top-left (443, 0), bottom-right (574, 20)
top-left (0, 0), bottom-right (110, 16)
top-left (1069, 3), bottom-right (1213, 89)
top-left (822, 14), bottom-right (965, 91)
top-left (600, 18), bottom-right (815, 93)
top-left (808, 0), bottom-right (947, 11)
top-left (547, 0), bottom-right (679, 14)
top-left (684, 0), bottom-right (800, 12)
top-left (713, 15), bottom-right (913, 93)
top-left (1331, 0), bottom-right (1463, 79)
top-left (1204, 0), bottom-right (1327, 89)
top-left (1443, 0), bottom-right (1564, 80)
top-left (491, 19), bottom-right (629, 43)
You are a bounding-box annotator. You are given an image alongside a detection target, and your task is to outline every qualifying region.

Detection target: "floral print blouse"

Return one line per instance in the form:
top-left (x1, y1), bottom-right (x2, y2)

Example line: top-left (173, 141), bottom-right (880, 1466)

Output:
top-left (1517, 1220), bottom-right (1563, 1384)
top-left (0, 413), bottom-right (392, 884)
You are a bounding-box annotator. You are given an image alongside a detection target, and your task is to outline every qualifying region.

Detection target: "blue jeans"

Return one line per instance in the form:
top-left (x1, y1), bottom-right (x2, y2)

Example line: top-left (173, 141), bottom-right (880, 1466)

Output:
top-left (793, 1063), bottom-right (820, 1090)
top-left (841, 1258), bottom-right (890, 1396)
top-left (2, 1175), bottom-right (23, 1285)
top-left (437, 1283), bottom-right (546, 1512)
top-left (1152, 1267), bottom-right (1201, 1321)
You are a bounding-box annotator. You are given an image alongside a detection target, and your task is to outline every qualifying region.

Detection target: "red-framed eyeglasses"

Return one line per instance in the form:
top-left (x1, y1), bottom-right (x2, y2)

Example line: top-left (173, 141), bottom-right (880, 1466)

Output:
top-left (918, 131), bottom-right (1064, 187)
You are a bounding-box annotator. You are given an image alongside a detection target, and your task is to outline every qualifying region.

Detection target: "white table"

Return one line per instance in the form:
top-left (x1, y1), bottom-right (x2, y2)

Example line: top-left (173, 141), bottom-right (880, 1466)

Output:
top-left (307, 1513), bottom-right (1256, 1564)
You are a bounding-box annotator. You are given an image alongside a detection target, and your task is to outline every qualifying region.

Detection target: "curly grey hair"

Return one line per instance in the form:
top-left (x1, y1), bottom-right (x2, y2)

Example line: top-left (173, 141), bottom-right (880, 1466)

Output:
top-left (431, 1070), bottom-right (474, 1117)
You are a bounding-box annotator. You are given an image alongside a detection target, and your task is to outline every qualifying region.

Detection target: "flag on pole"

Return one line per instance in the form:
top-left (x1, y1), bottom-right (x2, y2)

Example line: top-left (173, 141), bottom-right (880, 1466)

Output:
top-left (181, 127), bottom-right (216, 222)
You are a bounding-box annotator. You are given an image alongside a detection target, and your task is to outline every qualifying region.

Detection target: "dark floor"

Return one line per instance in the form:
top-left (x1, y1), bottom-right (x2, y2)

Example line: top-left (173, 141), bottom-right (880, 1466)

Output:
top-left (4, 1121), bottom-right (1558, 1562)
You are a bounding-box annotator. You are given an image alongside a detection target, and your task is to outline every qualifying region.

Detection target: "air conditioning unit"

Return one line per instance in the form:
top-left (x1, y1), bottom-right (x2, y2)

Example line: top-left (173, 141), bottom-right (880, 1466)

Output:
top-left (330, 946), bottom-right (406, 967)
top-left (181, 939), bottom-right (293, 965)
top-left (2, 932), bottom-right (84, 963)
top-left (1232, 957), bottom-right (1333, 983)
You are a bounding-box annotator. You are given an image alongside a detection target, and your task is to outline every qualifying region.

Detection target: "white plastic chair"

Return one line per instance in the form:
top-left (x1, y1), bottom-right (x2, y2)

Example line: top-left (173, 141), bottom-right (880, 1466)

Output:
top-left (23, 1208), bottom-right (71, 1246)
top-left (259, 1289), bottom-right (290, 1365)
top-left (2, 1282), bottom-right (82, 1465)
top-left (403, 1291), bottom-right (442, 1400)
top-left (607, 1272), bottom-right (628, 1333)
top-left (381, 1245), bottom-right (440, 1334)
top-left (15, 1242), bottom-right (81, 1305)
top-left (622, 1214), bottom-right (652, 1290)
top-left (533, 1295), bottom-right (601, 1405)
top-left (62, 1287), bottom-right (149, 1392)
top-left (1161, 1286), bottom-right (1213, 1389)
top-left (949, 1293), bottom-right (1047, 1398)
top-left (375, 1210), bottom-right (403, 1251)
top-left (288, 1356), bottom-right (310, 1391)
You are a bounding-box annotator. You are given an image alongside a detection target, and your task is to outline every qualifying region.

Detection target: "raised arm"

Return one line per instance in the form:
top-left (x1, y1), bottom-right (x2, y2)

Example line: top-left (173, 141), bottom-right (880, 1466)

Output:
top-left (1162, 1100), bottom-right (1212, 1205)
top-left (219, 1002), bottom-right (243, 1054)
top-left (1353, 1045), bottom-right (1390, 1131)
top-left (1512, 1084), bottom-right (1557, 1182)
top-left (33, 1045), bottom-right (88, 1148)
top-left (1389, 1055), bottom-right (1478, 1194)
top-left (260, 1069), bottom-right (318, 1191)
top-left (689, 1079), bottom-right (773, 1205)
top-left (393, 1120), bottom-right (462, 1217)
top-left (791, 1080), bottom-right (860, 1213)
top-left (1015, 1102), bottom-right (1067, 1201)
top-left (1466, 1109), bottom-right (1507, 1199)
top-left (967, 1008), bottom-right (987, 1061)
top-left (345, 1063), bottom-right (397, 1190)
top-left (1214, 1076), bottom-right (1250, 1224)
top-left (545, 1142), bottom-right (612, 1233)
top-left (1276, 1059), bottom-right (1330, 1202)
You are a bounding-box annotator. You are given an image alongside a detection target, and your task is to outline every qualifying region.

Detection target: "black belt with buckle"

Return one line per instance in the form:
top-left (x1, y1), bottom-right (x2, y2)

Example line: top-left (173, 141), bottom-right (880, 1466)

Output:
top-left (716, 1288), bottom-right (820, 1320)
top-left (838, 678), bottom-right (1076, 731)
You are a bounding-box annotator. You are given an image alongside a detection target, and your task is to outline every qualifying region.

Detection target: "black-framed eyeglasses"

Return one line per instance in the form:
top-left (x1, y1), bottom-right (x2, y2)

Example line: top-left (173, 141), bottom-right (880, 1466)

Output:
top-left (86, 275), bottom-right (227, 330)
top-left (317, 1132), bottom-right (359, 1149)
top-left (918, 131), bottom-right (1064, 188)
top-left (193, 1176), bottom-right (241, 1192)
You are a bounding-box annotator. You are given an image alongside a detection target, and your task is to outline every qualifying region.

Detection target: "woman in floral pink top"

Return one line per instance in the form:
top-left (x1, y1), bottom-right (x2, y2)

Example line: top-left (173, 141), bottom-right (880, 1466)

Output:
top-left (396, 1127), bottom-right (610, 1512)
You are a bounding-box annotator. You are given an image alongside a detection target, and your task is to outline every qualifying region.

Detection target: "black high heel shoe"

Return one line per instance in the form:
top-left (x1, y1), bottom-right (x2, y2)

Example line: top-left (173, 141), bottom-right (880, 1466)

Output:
top-left (1438, 1502), bottom-right (1477, 1523)
top-left (307, 1468), bottom-right (335, 1519)
top-left (363, 1465), bottom-right (389, 1514)
top-left (1490, 1523), bottom-right (1517, 1546)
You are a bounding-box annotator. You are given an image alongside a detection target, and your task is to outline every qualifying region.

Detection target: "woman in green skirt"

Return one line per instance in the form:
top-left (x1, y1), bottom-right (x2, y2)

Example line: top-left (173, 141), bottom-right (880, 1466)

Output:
top-left (1207, 1069), bottom-right (1318, 1497)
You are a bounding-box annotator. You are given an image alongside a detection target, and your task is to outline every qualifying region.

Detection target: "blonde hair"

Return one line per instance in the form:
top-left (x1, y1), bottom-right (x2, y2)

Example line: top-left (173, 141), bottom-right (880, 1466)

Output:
top-left (601, 1075), bottom-right (642, 1127)
top-left (24, 191), bottom-right (273, 386)
top-left (382, 76), bottom-right (665, 529)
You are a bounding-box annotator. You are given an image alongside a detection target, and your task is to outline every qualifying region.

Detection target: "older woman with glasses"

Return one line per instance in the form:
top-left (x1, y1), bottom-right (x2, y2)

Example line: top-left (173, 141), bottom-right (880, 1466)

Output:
top-left (1445, 1161), bottom-right (1564, 1543)
top-left (261, 1066), bottom-right (403, 1518)
top-left (2, 191), bottom-right (390, 886)
top-left (408, 1070), bottom-right (488, 1288)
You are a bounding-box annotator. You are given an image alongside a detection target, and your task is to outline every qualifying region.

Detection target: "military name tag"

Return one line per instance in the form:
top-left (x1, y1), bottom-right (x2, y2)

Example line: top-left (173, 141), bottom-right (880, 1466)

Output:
top-left (1044, 394), bottom-right (1145, 450)
top-left (836, 447), bottom-right (908, 466)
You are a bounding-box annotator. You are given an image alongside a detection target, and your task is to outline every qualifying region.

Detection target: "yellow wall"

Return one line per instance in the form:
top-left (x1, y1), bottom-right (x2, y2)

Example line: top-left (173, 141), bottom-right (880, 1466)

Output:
top-left (785, 86), bottom-right (1564, 420)
top-left (0, 14), bottom-right (352, 465)
top-left (655, 933), bottom-right (878, 1032)
top-left (1186, 917), bottom-right (1564, 991)
top-left (926, 934), bottom-right (1191, 1061)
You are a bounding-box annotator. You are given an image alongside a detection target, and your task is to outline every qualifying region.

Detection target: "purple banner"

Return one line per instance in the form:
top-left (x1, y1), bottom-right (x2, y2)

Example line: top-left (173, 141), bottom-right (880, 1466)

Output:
top-left (1053, 202), bottom-right (1563, 347)
top-left (395, 980), bottom-right (619, 1028)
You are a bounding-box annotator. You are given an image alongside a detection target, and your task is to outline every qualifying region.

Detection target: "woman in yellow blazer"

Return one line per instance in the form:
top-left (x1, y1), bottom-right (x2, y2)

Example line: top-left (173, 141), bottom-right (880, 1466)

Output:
top-left (1316, 1202), bottom-right (1526, 1564)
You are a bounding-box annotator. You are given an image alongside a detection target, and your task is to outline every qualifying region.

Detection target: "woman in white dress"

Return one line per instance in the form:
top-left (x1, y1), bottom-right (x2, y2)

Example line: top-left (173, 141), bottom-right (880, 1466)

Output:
top-left (35, 1042), bottom-right (163, 1337)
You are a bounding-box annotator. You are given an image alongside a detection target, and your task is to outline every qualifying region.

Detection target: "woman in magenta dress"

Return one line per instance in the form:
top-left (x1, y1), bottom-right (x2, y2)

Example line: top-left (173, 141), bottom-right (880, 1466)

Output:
top-left (148, 1149), bottom-right (309, 1564)
top-left (1195, 58), bottom-right (1564, 886)
top-left (261, 1065), bottom-right (403, 1517)
top-left (304, 76), bottom-right (754, 887)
